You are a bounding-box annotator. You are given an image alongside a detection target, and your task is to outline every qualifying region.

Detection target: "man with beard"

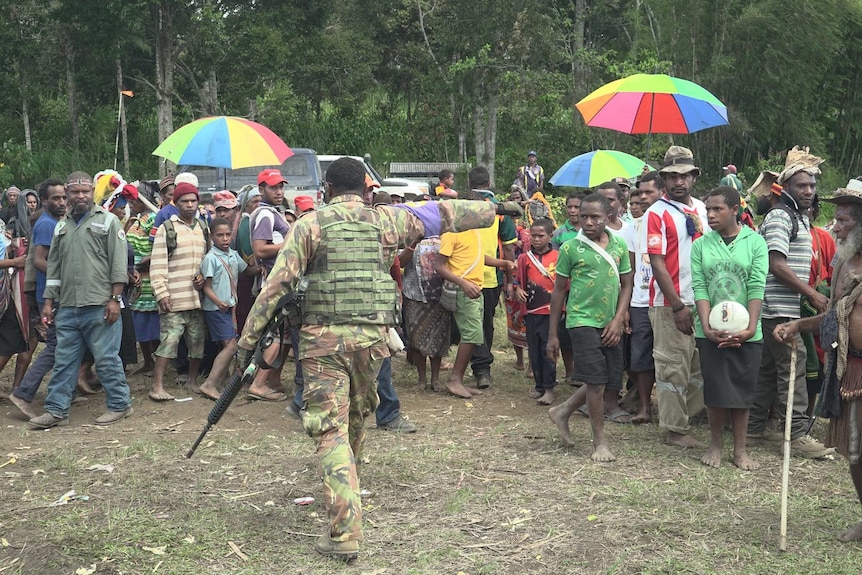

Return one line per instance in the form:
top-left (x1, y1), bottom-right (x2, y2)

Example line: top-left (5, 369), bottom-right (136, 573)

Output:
top-left (644, 146), bottom-right (708, 448)
top-left (748, 146), bottom-right (833, 458)
top-left (9, 179), bottom-right (67, 419)
top-left (775, 180), bottom-right (862, 540)
top-left (28, 172), bottom-right (132, 428)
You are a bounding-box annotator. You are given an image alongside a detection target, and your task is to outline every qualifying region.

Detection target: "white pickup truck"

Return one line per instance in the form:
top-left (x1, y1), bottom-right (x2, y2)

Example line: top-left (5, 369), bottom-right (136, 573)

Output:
top-left (317, 155), bottom-right (430, 200)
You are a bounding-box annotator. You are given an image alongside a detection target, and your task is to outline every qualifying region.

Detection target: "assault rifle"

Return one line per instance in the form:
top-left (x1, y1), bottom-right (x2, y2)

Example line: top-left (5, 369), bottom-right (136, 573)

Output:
top-left (185, 277), bottom-right (308, 458)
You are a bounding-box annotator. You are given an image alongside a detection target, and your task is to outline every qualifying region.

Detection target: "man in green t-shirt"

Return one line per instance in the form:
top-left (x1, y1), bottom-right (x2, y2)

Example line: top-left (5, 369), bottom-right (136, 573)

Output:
top-left (546, 194), bottom-right (633, 462)
top-left (719, 164), bottom-right (744, 192)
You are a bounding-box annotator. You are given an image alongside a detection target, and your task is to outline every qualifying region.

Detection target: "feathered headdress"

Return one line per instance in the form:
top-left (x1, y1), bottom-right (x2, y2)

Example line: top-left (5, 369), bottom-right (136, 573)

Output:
top-left (94, 169), bottom-right (128, 209)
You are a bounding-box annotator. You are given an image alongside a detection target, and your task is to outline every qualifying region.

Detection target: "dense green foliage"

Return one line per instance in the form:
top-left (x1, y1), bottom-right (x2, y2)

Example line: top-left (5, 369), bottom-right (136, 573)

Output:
top-left (1, 0), bottom-right (860, 195)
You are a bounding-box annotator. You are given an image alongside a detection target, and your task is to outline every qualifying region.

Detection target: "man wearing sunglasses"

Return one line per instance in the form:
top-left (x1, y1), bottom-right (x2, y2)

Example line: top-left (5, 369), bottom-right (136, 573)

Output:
top-left (643, 146), bottom-right (709, 448)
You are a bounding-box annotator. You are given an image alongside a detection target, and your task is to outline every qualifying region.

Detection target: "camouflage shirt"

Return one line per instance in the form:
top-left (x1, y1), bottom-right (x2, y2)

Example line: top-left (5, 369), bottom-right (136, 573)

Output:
top-left (237, 194), bottom-right (497, 359)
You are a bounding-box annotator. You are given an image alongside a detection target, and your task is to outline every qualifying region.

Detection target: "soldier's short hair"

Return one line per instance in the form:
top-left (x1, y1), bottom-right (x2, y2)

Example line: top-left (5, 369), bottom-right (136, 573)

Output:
top-left (468, 166), bottom-right (490, 190)
top-left (326, 158), bottom-right (366, 194)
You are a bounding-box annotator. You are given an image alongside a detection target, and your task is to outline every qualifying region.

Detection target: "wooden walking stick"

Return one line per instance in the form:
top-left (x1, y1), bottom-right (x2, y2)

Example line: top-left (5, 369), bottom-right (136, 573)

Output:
top-left (779, 344), bottom-right (798, 552)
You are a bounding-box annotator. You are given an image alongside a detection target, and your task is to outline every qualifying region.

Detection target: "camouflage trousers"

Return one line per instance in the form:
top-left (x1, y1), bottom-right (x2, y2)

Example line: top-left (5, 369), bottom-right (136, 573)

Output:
top-left (301, 344), bottom-right (386, 541)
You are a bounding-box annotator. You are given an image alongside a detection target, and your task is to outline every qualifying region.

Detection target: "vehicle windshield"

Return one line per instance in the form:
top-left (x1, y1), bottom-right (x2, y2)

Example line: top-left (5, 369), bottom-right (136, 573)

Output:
top-left (184, 154), bottom-right (319, 192)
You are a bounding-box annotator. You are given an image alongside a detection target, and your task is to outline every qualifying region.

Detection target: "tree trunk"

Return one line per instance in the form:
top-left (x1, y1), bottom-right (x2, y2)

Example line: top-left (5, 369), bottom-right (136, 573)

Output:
top-left (485, 86), bottom-right (498, 186)
top-left (203, 68), bottom-right (218, 115)
top-left (473, 103), bottom-right (486, 170)
top-left (155, 1), bottom-right (176, 176)
top-left (472, 84), bottom-right (499, 186)
top-left (248, 97), bottom-right (257, 121)
top-left (18, 66), bottom-right (31, 151)
top-left (65, 41), bottom-right (79, 151)
top-left (571, 0), bottom-right (588, 96)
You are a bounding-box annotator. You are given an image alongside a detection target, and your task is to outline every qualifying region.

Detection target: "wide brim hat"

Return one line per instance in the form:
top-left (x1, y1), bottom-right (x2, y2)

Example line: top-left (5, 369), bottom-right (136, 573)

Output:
top-left (659, 145), bottom-right (700, 175)
top-left (822, 179), bottom-right (862, 205)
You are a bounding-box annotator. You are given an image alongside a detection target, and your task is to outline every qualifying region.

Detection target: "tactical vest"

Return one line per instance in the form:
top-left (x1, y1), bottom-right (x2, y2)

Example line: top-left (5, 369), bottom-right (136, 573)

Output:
top-left (302, 202), bottom-right (398, 326)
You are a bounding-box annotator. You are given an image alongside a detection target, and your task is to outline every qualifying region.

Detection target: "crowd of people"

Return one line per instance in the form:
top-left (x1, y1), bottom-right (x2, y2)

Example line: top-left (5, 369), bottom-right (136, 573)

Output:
top-left (1, 146), bottom-right (862, 559)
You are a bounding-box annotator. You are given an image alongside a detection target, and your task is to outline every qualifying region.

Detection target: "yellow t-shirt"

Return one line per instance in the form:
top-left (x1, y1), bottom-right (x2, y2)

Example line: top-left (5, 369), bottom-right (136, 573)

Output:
top-left (478, 217), bottom-right (501, 288)
top-left (439, 229), bottom-right (484, 288)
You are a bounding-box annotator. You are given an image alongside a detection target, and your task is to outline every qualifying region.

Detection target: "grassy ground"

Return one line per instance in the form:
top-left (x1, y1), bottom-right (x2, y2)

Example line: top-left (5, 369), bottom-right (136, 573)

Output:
top-left (1, 321), bottom-right (860, 575)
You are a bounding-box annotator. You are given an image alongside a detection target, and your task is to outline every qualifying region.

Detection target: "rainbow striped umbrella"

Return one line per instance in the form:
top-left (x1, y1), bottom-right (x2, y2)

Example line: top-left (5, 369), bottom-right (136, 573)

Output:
top-left (549, 150), bottom-right (651, 188)
top-left (152, 116), bottom-right (292, 169)
top-left (576, 74), bottom-right (728, 135)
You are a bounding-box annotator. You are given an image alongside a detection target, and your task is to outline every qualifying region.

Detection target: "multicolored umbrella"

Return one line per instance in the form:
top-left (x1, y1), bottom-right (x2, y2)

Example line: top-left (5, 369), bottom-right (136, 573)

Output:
top-left (548, 150), bottom-right (652, 188)
top-left (576, 74), bottom-right (728, 135)
top-left (152, 116), bottom-right (292, 169)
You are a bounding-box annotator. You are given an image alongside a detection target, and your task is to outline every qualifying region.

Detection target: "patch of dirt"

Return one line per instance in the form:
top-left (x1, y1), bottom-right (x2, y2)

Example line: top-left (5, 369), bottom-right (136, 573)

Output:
top-left (0, 350), bottom-right (858, 574)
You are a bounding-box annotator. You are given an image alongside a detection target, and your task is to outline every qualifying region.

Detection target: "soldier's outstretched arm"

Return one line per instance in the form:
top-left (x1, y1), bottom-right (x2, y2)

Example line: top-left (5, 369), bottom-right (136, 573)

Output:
top-left (389, 199), bottom-right (522, 247)
top-left (237, 219), bottom-right (314, 352)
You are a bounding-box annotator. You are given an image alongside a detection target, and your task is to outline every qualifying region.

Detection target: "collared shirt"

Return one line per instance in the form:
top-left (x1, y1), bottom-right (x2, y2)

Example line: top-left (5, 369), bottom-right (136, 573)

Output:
top-left (760, 207), bottom-right (812, 319)
top-left (150, 215), bottom-right (208, 312)
top-left (43, 205), bottom-right (128, 307)
top-left (520, 164), bottom-right (544, 193)
top-left (200, 246), bottom-right (247, 311)
top-left (551, 220), bottom-right (579, 250)
top-left (237, 194), bottom-right (497, 359)
top-left (643, 195), bottom-right (709, 307)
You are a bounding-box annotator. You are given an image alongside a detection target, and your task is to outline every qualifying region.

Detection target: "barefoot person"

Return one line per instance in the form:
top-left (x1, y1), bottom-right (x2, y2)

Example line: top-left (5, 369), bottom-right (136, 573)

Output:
top-left (437, 189), bottom-right (516, 399)
top-left (126, 188), bottom-right (160, 375)
top-left (620, 172), bottom-right (664, 423)
top-left (547, 194), bottom-right (633, 462)
top-left (400, 234), bottom-right (451, 392)
top-left (197, 218), bottom-right (254, 400)
top-left (149, 182), bottom-right (209, 401)
top-left (775, 181), bottom-right (862, 541)
top-left (691, 187), bottom-right (768, 470)
top-left (514, 217), bottom-right (559, 405)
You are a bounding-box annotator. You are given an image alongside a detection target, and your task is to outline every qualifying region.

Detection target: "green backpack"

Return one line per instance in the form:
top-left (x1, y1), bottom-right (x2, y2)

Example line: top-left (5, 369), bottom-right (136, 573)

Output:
top-left (163, 218), bottom-right (210, 258)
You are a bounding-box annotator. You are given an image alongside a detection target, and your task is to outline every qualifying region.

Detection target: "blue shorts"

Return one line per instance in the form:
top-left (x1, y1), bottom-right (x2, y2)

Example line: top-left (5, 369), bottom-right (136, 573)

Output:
top-left (132, 310), bottom-right (160, 343)
top-left (205, 309), bottom-right (236, 343)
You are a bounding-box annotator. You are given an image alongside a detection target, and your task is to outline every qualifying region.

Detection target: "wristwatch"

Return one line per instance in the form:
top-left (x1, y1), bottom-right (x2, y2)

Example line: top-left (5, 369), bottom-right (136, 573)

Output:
top-left (111, 294), bottom-right (123, 302)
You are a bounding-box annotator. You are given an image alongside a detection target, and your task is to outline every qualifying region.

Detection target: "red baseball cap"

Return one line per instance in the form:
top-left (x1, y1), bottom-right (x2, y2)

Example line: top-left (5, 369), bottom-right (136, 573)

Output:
top-left (723, 164), bottom-right (738, 174)
top-left (257, 169), bottom-right (288, 186)
top-left (364, 174), bottom-right (380, 190)
top-left (294, 196), bottom-right (314, 212)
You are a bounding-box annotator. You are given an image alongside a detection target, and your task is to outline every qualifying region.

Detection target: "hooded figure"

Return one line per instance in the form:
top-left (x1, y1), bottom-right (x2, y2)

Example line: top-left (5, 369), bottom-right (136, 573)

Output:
top-left (0, 186), bottom-right (21, 226)
top-left (16, 190), bottom-right (40, 239)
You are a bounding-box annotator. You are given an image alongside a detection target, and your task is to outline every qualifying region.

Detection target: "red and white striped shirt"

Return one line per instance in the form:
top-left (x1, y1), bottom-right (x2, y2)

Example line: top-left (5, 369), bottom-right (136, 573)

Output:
top-left (641, 195), bottom-right (708, 307)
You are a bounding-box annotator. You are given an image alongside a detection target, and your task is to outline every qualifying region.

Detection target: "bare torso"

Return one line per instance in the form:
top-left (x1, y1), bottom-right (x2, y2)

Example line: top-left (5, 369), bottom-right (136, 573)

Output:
top-left (834, 255), bottom-right (862, 350)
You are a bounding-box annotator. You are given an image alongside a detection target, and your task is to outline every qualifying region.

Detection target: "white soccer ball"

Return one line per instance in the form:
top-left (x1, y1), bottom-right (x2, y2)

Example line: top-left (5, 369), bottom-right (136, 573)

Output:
top-left (708, 301), bottom-right (750, 335)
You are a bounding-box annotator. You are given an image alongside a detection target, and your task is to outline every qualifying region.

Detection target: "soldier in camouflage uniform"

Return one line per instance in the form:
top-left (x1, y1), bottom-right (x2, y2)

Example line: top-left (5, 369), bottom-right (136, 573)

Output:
top-left (237, 157), bottom-right (520, 561)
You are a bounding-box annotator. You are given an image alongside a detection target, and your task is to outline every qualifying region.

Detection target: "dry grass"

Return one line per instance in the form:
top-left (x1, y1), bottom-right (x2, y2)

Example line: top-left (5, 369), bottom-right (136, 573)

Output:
top-left (1, 328), bottom-right (860, 574)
